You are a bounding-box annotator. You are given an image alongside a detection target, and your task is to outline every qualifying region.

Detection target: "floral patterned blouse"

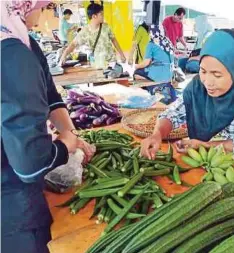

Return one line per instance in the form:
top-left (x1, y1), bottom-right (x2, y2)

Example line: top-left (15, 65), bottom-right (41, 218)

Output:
top-left (158, 96), bottom-right (234, 145)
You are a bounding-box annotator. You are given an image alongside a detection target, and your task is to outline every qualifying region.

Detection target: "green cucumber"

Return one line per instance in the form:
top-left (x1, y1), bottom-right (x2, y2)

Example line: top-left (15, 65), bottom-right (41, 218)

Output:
top-left (102, 183), bottom-right (217, 253)
top-left (209, 235), bottom-right (234, 253)
top-left (123, 182), bottom-right (222, 253)
top-left (139, 197), bottom-right (234, 253)
top-left (172, 219), bottom-right (234, 253)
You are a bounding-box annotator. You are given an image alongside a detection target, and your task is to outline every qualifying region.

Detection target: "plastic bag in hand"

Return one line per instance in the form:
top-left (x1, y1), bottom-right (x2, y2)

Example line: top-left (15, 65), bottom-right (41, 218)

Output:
top-left (45, 149), bottom-right (84, 192)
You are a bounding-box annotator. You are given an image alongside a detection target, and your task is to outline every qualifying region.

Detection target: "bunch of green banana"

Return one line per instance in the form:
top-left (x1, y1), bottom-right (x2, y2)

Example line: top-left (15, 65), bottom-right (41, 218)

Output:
top-left (181, 145), bottom-right (234, 185)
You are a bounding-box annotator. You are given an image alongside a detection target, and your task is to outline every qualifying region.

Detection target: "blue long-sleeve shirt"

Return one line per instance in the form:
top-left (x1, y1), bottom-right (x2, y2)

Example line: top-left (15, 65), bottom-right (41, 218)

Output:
top-left (1, 38), bottom-right (68, 235)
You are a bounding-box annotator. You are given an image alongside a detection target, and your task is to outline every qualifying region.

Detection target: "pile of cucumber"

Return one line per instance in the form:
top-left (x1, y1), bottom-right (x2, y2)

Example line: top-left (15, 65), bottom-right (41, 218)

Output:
top-left (58, 130), bottom-right (191, 228)
top-left (182, 146), bottom-right (234, 185)
top-left (86, 182), bottom-right (234, 253)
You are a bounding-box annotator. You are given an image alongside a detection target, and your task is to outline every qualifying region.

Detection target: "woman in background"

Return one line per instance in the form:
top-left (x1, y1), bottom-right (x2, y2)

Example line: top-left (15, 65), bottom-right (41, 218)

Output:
top-left (134, 26), bottom-right (176, 103)
top-left (128, 21), bottom-right (150, 65)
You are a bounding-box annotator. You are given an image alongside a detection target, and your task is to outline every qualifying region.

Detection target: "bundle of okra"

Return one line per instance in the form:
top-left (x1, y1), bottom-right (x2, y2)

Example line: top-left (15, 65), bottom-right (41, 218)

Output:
top-left (58, 130), bottom-right (191, 230)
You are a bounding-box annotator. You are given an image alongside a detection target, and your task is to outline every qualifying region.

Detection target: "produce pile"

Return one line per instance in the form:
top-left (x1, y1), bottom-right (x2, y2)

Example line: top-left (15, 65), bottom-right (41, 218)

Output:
top-left (126, 115), bottom-right (187, 136)
top-left (182, 146), bottom-right (234, 185)
top-left (86, 182), bottom-right (234, 253)
top-left (58, 130), bottom-right (191, 227)
top-left (65, 90), bottom-right (121, 129)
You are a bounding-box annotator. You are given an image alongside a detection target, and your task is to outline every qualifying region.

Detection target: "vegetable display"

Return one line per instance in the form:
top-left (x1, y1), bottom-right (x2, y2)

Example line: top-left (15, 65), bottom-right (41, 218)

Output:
top-left (65, 90), bottom-right (121, 129)
top-left (86, 182), bottom-right (234, 253)
top-left (58, 130), bottom-right (192, 231)
top-left (182, 146), bottom-right (234, 185)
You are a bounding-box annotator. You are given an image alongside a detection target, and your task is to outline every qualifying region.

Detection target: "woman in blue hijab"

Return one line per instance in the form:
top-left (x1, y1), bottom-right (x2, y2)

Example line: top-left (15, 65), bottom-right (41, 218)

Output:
top-left (141, 29), bottom-right (234, 158)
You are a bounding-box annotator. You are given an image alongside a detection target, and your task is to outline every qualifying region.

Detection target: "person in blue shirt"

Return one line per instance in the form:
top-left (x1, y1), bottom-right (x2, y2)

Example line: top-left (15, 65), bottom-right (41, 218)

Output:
top-left (59, 9), bottom-right (77, 45)
top-left (1, 1), bottom-right (94, 253)
top-left (134, 25), bottom-right (174, 83)
top-left (134, 25), bottom-right (176, 103)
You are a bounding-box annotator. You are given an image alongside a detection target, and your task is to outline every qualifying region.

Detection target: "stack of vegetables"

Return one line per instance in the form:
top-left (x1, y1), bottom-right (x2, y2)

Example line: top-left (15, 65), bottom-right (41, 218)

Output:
top-left (182, 146), bottom-right (234, 185)
top-left (58, 130), bottom-right (191, 226)
top-left (65, 90), bottom-right (121, 129)
top-left (86, 182), bottom-right (234, 253)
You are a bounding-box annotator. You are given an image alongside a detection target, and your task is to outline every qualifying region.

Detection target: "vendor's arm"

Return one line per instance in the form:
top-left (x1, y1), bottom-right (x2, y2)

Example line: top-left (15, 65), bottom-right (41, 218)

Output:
top-left (202, 140), bottom-right (233, 153)
top-left (178, 36), bottom-right (187, 50)
top-left (141, 97), bottom-right (186, 159)
top-left (178, 25), bottom-right (187, 50)
top-left (112, 38), bottom-right (126, 62)
top-left (176, 139), bottom-right (233, 153)
top-left (109, 27), bottom-right (126, 62)
top-left (1, 42), bottom-right (78, 183)
top-left (59, 38), bottom-right (78, 65)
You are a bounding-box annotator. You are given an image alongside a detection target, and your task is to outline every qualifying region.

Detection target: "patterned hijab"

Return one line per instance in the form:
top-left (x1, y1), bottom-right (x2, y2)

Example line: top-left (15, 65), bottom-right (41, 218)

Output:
top-left (149, 25), bottom-right (174, 61)
top-left (0, 1), bottom-right (50, 48)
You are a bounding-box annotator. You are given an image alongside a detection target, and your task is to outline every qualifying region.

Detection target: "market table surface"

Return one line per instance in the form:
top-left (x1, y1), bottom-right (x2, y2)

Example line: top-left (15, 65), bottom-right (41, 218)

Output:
top-left (53, 66), bottom-right (130, 87)
top-left (46, 123), bottom-right (206, 253)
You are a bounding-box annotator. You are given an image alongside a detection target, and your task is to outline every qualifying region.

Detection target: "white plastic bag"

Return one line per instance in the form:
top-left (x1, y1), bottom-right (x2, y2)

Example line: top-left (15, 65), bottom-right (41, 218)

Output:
top-left (45, 149), bottom-right (84, 189)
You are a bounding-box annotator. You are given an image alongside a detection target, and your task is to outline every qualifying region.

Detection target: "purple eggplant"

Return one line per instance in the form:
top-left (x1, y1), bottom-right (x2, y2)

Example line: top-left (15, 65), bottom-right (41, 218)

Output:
top-left (70, 106), bottom-right (91, 119)
top-left (72, 104), bottom-right (85, 110)
top-left (109, 103), bottom-right (119, 108)
top-left (83, 91), bottom-right (104, 100)
top-left (106, 116), bottom-right (119, 125)
top-left (77, 96), bottom-right (102, 105)
top-left (74, 119), bottom-right (92, 129)
top-left (92, 114), bottom-right (108, 126)
top-left (79, 113), bottom-right (89, 122)
top-left (88, 104), bottom-right (103, 116)
top-left (100, 101), bottom-right (120, 116)
top-left (67, 90), bottom-right (84, 100)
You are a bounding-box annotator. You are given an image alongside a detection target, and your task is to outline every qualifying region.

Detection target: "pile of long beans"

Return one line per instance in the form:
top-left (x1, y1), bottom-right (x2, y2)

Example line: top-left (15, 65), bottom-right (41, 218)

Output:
top-left (58, 130), bottom-right (191, 232)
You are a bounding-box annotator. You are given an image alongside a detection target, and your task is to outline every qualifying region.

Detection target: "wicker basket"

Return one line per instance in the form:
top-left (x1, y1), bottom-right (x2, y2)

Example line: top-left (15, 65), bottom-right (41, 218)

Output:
top-left (121, 108), bottom-right (188, 140)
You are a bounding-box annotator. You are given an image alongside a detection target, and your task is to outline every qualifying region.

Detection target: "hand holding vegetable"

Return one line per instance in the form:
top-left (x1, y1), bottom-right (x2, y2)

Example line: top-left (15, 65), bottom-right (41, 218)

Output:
top-left (76, 138), bottom-right (96, 164)
top-left (140, 130), bottom-right (162, 160)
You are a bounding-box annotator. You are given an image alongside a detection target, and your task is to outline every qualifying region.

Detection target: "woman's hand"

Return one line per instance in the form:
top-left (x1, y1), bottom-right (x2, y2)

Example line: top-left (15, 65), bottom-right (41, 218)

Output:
top-left (175, 139), bottom-right (208, 153)
top-left (57, 130), bottom-right (77, 153)
top-left (140, 131), bottom-right (162, 160)
top-left (76, 138), bottom-right (96, 164)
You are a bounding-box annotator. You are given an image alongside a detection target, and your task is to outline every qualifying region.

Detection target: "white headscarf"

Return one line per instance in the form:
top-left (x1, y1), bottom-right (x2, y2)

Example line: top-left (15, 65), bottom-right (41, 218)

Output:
top-left (0, 1), bottom-right (50, 48)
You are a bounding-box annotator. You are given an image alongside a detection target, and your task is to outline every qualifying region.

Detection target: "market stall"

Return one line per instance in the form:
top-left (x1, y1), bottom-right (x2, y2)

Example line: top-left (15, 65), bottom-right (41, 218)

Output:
top-left (46, 125), bottom-right (205, 253)
top-left (53, 66), bottom-right (130, 87)
top-left (45, 116), bottom-right (234, 253)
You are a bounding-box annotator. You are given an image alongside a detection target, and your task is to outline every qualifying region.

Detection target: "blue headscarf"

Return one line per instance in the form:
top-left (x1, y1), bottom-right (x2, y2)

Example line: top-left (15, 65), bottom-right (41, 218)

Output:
top-left (149, 25), bottom-right (174, 62)
top-left (183, 29), bottom-right (234, 141)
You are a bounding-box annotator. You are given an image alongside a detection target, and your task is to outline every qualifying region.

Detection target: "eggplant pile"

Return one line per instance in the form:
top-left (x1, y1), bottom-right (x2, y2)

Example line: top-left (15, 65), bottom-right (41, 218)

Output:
top-left (66, 90), bottom-right (121, 129)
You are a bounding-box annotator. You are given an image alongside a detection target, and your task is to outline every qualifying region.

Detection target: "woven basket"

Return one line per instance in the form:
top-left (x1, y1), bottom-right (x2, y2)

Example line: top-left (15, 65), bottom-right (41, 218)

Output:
top-left (121, 108), bottom-right (188, 140)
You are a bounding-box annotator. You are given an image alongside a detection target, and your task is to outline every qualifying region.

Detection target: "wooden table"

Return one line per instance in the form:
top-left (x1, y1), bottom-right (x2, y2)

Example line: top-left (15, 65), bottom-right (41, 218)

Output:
top-left (53, 66), bottom-right (130, 87)
top-left (46, 124), bottom-right (205, 253)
